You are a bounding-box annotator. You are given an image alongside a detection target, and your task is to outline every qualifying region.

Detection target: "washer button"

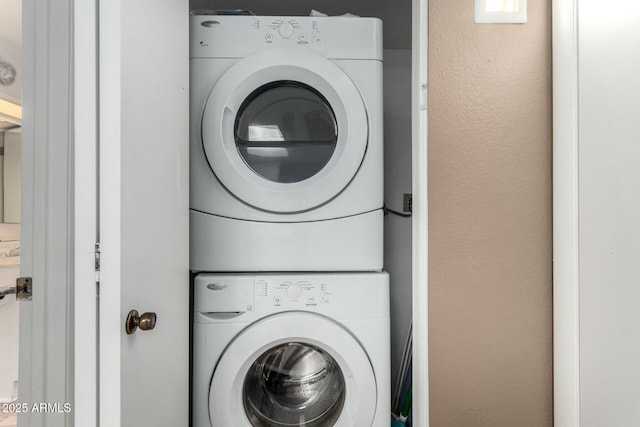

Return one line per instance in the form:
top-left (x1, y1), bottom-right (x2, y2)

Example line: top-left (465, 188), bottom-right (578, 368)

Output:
top-left (265, 33), bottom-right (273, 42)
top-left (306, 295), bottom-right (316, 304)
top-left (273, 295), bottom-right (281, 305)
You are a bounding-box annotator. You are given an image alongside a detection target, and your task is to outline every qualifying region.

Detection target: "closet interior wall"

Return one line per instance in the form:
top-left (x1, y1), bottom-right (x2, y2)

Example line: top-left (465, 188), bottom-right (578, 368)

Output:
top-left (189, 0), bottom-right (414, 393)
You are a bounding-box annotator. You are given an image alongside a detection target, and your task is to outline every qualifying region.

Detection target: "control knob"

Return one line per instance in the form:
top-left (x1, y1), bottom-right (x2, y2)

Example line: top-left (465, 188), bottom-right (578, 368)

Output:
top-left (278, 22), bottom-right (294, 38)
top-left (287, 284), bottom-right (302, 300)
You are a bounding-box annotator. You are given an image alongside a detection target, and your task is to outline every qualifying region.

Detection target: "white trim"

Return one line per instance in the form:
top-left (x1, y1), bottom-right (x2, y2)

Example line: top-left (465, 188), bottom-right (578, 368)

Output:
top-left (74, 0), bottom-right (98, 425)
top-left (553, 0), bottom-right (581, 425)
top-left (19, 0), bottom-right (75, 426)
top-left (412, 0), bottom-right (429, 425)
top-left (98, 0), bottom-right (123, 425)
top-left (17, 0), bottom-right (37, 419)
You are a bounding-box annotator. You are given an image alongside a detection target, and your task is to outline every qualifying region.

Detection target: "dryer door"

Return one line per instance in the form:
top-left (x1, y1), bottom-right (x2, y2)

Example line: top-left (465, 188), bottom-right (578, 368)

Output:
top-left (201, 49), bottom-right (369, 213)
top-left (208, 312), bottom-right (377, 426)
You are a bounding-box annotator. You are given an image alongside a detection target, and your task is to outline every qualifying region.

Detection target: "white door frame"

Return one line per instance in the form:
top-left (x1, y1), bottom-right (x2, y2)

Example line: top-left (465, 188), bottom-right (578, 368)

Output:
top-left (411, 0), bottom-right (430, 425)
top-left (95, 0), bottom-right (122, 425)
top-left (73, 0), bottom-right (99, 425)
top-left (553, 0), bottom-right (581, 426)
top-left (18, 1), bottom-right (76, 426)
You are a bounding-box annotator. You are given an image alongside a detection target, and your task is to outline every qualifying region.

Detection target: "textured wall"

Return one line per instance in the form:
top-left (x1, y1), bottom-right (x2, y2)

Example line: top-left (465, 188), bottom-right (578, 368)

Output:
top-left (428, 1), bottom-right (553, 426)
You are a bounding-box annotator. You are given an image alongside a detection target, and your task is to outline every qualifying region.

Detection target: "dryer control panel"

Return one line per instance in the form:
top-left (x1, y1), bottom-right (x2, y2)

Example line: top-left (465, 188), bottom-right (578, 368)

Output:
top-left (246, 17), bottom-right (326, 55)
top-left (190, 15), bottom-right (383, 61)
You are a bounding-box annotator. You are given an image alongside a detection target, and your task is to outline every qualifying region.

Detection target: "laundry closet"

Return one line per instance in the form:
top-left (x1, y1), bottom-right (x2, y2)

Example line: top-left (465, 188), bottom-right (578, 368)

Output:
top-left (14, 0), bottom-right (424, 424)
top-left (188, 0), bottom-right (414, 425)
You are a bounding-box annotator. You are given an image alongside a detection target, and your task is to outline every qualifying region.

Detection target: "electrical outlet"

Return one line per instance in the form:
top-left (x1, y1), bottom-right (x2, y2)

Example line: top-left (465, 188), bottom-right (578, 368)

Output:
top-left (403, 193), bottom-right (412, 213)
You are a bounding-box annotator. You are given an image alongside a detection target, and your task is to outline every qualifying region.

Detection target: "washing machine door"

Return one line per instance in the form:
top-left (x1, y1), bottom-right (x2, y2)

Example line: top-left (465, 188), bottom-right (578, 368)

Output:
top-left (201, 49), bottom-right (369, 213)
top-left (208, 312), bottom-right (377, 426)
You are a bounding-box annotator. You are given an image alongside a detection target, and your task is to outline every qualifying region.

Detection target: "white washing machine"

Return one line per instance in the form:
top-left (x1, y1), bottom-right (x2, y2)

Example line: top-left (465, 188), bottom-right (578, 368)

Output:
top-left (190, 15), bottom-right (384, 272)
top-left (192, 272), bottom-right (390, 427)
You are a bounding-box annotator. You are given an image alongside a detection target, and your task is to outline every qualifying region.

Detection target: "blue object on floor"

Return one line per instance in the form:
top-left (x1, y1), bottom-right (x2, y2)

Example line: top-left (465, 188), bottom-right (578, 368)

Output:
top-left (392, 384), bottom-right (411, 427)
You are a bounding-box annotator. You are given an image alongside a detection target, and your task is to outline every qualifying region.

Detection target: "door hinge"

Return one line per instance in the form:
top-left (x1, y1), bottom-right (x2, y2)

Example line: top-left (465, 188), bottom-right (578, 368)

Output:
top-left (95, 242), bottom-right (101, 282)
top-left (0, 277), bottom-right (32, 301)
top-left (16, 277), bottom-right (32, 301)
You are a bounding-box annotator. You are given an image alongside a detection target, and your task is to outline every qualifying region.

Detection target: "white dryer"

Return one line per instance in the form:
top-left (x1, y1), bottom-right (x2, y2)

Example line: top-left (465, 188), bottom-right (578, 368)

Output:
top-left (192, 272), bottom-right (390, 427)
top-left (190, 15), bottom-right (384, 271)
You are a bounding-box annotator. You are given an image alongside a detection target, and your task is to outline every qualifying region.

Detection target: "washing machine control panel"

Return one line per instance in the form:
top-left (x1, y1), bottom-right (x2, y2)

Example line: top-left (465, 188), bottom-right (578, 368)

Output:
top-left (257, 278), bottom-right (332, 309)
top-left (194, 273), bottom-right (387, 323)
top-left (247, 17), bottom-right (325, 52)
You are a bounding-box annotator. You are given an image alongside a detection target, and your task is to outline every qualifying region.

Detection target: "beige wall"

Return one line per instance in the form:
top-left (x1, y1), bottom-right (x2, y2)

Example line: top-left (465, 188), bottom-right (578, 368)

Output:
top-left (428, 1), bottom-right (553, 426)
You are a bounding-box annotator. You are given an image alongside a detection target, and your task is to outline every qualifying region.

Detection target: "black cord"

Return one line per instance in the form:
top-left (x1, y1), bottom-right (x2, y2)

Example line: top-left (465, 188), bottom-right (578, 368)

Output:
top-left (383, 204), bottom-right (412, 218)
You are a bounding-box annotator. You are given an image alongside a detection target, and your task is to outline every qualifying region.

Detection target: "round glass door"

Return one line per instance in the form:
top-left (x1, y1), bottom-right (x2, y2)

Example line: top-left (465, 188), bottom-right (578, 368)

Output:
top-left (201, 49), bottom-right (369, 213)
top-left (235, 81), bottom-right (338, 184)
top-left (243, 342), bottom-right (345, 427)
top-left (208, 312), bottom-right (377, 426)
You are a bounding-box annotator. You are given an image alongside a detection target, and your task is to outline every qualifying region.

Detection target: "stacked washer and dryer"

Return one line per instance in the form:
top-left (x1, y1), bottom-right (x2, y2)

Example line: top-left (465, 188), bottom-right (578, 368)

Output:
top-left (190, 14), bottom-right (390, 427)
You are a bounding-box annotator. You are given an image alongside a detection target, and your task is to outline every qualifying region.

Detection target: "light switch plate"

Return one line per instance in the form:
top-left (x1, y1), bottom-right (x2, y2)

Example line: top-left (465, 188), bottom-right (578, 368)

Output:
top-left (475, 0), bottom-right (527, 24)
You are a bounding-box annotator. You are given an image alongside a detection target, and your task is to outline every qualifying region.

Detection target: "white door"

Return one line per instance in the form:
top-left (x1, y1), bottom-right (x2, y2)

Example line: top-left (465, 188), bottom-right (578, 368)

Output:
top-left (554, 0), bottom-right (640, 425)
top-left (578, 1), bottom-right (640, 425)
top-left (201, 49), bottom-right (369, 213)
top-left (98, 0), bottom-right (190, 425)
top-left (209, 312), bottom-right (377, 426)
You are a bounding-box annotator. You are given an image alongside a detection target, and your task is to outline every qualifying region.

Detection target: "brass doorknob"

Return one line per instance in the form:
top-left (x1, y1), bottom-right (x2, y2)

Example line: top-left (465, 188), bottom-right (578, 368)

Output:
top-left (125, 310), bottom-right (157, 334)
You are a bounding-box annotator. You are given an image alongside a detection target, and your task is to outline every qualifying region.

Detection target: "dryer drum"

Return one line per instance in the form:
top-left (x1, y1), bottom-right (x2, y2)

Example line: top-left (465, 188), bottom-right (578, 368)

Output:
top-left (234, 81), bottom-right (338, 184)
top-left (243, 342), bottom-right (346, 426)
